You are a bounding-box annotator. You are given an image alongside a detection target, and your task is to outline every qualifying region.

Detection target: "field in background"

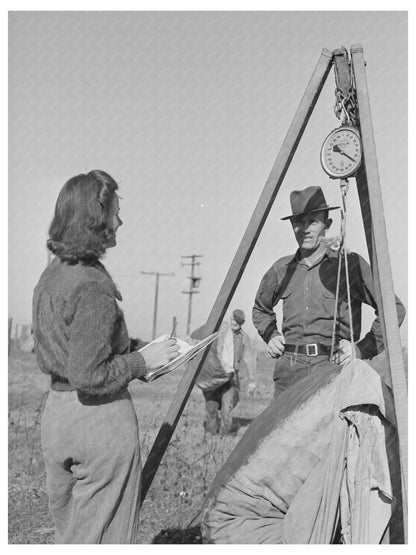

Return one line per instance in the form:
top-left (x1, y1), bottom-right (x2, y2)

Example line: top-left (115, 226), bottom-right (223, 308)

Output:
top-left (8, 348), bottom-right (274, 544)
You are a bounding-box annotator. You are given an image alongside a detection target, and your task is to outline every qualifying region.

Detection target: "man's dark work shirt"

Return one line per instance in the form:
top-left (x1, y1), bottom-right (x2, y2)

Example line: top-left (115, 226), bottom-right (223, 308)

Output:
top-left (253, 249), bottom-right (405, 359)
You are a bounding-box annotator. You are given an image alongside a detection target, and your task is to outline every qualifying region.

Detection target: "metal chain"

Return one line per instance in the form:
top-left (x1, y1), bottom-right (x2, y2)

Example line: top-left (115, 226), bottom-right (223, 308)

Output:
top-left (333, 57), bottom-right (358, 127)
top-left (334, 89), bottom-right (358, 127)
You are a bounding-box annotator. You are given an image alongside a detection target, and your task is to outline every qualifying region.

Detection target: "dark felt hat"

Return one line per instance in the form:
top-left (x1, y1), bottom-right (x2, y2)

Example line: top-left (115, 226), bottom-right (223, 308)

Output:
top-left (232, 309), bottom-right (245, 325)
top-left (281, 186), bottom-right (339, 221)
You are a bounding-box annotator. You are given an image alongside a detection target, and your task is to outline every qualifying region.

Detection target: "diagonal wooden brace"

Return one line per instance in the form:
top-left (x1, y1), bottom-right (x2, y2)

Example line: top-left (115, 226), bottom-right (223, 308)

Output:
top-left (140, 48), bottom-right (334, 505)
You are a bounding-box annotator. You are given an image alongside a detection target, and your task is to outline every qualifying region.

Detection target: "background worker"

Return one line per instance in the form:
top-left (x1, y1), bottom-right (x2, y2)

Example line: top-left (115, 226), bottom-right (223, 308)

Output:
top-left (192, 309), bottom-right (256, 435)
top-left (252, 185), bottom-right (405, 398)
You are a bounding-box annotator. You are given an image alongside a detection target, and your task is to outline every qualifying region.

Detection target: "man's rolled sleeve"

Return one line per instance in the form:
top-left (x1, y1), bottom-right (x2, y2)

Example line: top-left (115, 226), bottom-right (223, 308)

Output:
top-left (252, 265), bottom-right (280, 344)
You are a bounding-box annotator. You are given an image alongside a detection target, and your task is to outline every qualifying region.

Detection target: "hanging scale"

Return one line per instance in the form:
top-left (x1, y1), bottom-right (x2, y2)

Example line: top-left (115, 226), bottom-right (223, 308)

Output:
top-left (320, 50), bottom-right (362, 180)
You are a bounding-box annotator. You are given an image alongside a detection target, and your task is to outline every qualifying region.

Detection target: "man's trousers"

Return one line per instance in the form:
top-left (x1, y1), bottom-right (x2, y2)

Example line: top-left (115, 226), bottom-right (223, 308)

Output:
top-left (202, 380), bottom-right (239, 434)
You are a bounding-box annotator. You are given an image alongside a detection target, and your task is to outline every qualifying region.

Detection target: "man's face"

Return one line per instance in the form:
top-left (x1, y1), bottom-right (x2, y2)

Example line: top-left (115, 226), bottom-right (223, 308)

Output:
top-left (291, 210), bottom-right (329, 253)
top-left (230, 317), bottom-right (242, 331)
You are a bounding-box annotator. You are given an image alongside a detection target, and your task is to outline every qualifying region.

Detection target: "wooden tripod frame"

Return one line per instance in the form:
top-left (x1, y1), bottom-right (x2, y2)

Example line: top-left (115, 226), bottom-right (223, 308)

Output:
top-left (140, 44), bottom-right (407, 542)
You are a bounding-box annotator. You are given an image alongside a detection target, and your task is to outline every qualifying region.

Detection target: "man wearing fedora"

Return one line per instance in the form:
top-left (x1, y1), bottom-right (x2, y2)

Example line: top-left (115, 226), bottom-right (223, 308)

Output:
top-left (253, 185), bottom-right (405, 398)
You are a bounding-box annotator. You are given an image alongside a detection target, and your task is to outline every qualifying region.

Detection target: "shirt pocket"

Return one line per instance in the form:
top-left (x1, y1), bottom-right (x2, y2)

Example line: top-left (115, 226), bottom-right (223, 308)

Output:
top-left (279, 286), bottom-right (293, 303)
top-left (278, 288), bottom-right (295, 320)
top-left (321, 289), bottom-right (348, 318)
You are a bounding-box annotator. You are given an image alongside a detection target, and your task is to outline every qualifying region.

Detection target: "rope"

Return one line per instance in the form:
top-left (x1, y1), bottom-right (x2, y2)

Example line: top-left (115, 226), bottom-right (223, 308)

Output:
top-left (330, 254), bottom-right (342, 361)
top-left (330, 179), bottom-right (356, 362)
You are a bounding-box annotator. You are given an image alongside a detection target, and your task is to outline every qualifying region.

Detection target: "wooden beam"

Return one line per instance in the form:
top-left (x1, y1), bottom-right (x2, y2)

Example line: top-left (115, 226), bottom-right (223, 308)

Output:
top-left (140, 48), bottom-right (334, 505)
top-left (355, 165), bottom-right (390, 349)
top-left (351, 43), bottom-right (408, 541)
top-left (333, 47), bottom-right (351, 96)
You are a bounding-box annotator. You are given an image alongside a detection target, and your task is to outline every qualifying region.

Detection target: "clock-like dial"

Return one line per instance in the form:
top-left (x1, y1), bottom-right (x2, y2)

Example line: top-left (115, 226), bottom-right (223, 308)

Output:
top-left (320, 126), bottom-right (362, 179)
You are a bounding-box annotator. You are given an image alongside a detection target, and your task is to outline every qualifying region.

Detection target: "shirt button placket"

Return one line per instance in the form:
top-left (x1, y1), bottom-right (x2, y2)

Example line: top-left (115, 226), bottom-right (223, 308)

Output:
top-left (304, 272), bottom-right (312, 332)
top-left (301, 270), bottom-right (306, 333)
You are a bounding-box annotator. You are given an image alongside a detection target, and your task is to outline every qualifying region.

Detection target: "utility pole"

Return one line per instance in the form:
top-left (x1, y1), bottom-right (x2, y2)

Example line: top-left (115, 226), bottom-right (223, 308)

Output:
top-left (8, 317), bottom-right (12, 356)
top-left (181, 255), bottom-right (203, 334)
top-left (141, 271), bottom-right (175, 339)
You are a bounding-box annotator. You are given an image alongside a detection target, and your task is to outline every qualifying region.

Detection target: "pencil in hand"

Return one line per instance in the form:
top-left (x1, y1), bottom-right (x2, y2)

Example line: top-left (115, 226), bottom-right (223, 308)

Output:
top-left (169, 316), bottom-right (178, 339)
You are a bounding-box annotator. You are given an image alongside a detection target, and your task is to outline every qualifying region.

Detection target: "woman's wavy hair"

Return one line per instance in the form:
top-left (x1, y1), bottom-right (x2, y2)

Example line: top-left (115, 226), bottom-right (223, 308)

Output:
top-left (47, 170), bottom-right (119, 264)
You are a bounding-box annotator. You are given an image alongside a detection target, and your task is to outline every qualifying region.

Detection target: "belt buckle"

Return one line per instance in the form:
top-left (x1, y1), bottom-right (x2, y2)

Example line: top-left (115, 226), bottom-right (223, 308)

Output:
top-left (306, 343), bottom-right (318, 357)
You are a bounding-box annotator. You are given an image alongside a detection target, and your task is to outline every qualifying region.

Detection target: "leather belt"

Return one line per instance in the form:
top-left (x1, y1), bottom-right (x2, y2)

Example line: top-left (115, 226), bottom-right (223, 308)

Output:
top-left (285, 343), bottom-right (331, 357)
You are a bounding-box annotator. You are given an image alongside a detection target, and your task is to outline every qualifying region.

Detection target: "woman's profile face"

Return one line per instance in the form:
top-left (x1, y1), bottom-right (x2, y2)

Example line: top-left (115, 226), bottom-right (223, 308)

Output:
top-left (106, 195), bottom-right (123, 248)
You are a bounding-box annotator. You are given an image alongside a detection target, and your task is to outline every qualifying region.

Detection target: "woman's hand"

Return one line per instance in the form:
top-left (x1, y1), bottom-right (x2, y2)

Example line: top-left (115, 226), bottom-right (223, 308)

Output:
top-left (140, 338), bottom-right (180, 370)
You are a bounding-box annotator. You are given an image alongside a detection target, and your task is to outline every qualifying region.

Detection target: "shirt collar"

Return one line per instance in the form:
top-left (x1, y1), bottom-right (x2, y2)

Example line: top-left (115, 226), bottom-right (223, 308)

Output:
top-left (285, 246), bottom-right (338, 269)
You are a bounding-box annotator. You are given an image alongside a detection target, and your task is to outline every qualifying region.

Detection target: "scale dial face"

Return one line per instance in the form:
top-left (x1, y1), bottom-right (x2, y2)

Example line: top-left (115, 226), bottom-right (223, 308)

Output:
top-left (320, 126), bottom-right (362, 179)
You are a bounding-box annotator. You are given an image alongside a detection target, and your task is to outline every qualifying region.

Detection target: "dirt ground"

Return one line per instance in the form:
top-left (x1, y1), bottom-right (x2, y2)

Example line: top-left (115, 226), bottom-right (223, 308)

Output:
top-left (8, 347), bottom-right (275, 544)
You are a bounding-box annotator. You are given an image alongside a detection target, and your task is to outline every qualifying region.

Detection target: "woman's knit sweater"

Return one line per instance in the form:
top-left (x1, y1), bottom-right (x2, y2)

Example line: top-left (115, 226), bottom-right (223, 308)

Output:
top-left (33, 257), bottom-right (147, 396)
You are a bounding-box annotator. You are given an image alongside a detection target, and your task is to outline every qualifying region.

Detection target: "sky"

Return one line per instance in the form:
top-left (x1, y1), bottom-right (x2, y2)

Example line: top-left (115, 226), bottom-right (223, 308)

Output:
top-left (8, 10), bottom-right (408, 345)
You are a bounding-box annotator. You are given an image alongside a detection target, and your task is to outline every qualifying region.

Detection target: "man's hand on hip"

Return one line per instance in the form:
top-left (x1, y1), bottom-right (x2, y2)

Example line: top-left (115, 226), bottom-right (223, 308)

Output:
top-left (332, 339), bottom-right (361, 365)
top-left (267, 335), bottom-right (285, 358)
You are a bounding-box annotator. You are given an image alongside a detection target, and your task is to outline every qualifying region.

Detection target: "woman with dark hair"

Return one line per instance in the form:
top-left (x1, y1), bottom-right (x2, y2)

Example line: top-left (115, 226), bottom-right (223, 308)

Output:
top-left (33, 170), bottom-right (179, 543)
